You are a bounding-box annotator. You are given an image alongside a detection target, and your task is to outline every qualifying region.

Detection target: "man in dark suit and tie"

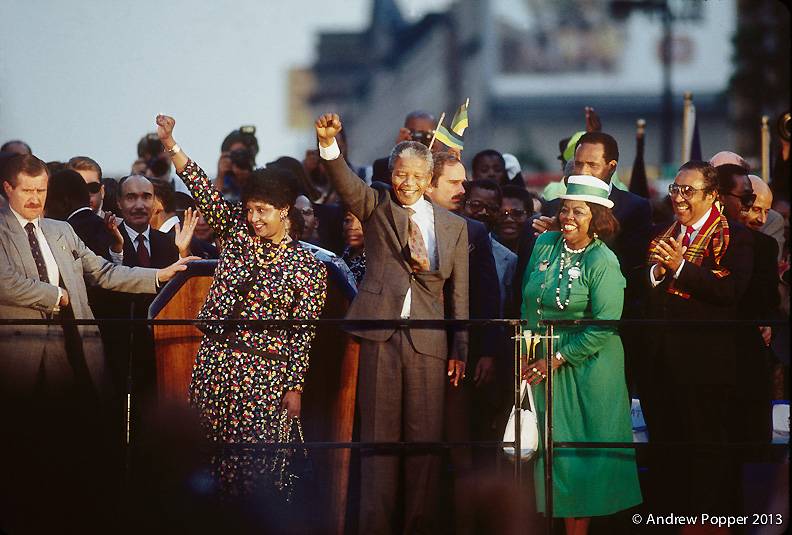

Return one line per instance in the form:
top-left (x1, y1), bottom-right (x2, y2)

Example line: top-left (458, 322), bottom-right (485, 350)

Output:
top-left (103, 174), bottom-right (180, 435)
top-left (721, 169), bottom-right (780, 446)
top-left (425, 152), bottom-right (502, 483)
top-left (642, 161), bottom-right (753, 520)
top-left (0, 154), bottom-right (193, 533)
top-left (316, 113), bottom-right (468, 534)
top-left (116, 174), bottom-right (180, 270)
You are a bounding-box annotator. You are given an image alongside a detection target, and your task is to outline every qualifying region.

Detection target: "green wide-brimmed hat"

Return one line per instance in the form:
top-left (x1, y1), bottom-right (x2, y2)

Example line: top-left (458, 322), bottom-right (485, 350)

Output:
top-left (560, 175), bottom-right (614, 208)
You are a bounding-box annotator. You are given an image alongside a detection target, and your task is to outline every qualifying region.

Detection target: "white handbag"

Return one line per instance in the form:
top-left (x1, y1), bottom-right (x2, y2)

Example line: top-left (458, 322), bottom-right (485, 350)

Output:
top-left (503, 379), bottom-right (539, 461)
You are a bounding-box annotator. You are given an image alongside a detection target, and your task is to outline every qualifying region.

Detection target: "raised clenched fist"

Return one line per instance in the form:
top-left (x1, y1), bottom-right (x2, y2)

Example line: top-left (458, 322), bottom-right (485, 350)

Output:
top-left (156, 114), bottom-right (176, 142)
top-left (315, 113), bottom-right (342, 148)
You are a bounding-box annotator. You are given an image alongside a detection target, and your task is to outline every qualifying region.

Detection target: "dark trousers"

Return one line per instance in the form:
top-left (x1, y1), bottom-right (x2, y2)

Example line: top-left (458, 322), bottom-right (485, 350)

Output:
top-left (357, 329), bottom-right (446, 535)
top-left (641, 382), bottom-right (739, 516)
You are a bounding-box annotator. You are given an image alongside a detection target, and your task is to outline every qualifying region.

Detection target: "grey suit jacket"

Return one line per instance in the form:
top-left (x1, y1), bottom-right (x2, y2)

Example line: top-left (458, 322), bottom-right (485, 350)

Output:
top-left (324, 156), bottom-right (469, 361)
top-left (0, 206), bottom-right (158, 356)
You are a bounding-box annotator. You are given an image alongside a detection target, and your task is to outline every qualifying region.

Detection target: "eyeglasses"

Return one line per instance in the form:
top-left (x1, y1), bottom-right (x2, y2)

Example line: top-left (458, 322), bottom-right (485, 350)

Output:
top-left (499, 208), bottom-right (527, 221)
top-left (299, 208), bottom-right (314, 217)
top-left (668, 183), bottom-right (710, 199)
top-left (466, 199), bottom-right (499, 214)
top-left (86, 182), bottom-right (102, 194)
top-left (723, 192), bottom-right (756, 208)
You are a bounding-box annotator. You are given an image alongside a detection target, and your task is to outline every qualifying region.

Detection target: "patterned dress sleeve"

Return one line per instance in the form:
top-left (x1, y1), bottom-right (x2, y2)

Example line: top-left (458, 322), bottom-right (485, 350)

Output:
top-left (284, 258), bottom-right (328, 392)
top-left (556, 248), bottom-right (625, 366)
top-left (178, 160), bottom-right (237, 238)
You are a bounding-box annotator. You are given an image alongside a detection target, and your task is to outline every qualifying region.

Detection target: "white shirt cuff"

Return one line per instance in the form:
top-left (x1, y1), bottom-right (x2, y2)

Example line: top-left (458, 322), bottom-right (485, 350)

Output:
top-left (649, 264), bottom-right (664, 287)
top-left (108, 248), bottom-right (124, 265)
top-left (673, 259), bottom-right (685, 279)
top-left (55, 287), bottom-right (63, 311)
top-left (319, 139), bottom-right (341, 161)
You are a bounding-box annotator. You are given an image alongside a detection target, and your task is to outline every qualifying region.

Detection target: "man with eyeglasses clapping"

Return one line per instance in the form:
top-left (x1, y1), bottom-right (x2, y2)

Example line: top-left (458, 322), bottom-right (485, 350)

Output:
top-left (641, 160), bottom-right (754, 521)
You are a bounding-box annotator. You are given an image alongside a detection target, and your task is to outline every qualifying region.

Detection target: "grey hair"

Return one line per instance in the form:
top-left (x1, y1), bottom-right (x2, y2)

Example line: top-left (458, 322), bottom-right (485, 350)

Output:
top-left (388, 141), bottom-right (434, 174)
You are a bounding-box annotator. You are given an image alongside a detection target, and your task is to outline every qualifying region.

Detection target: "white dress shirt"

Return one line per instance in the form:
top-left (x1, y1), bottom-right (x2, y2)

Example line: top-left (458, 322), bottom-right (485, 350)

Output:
top-left (123, 222), bottom-right (152, 256)
top-left (650, 208), bottom-right (713, 286)
top-left (319, 138), bottom-right (438, 318)
top-left (399, 196), bottom-right (437, 318)
top-left (10, 207), bottom-right (62, 307)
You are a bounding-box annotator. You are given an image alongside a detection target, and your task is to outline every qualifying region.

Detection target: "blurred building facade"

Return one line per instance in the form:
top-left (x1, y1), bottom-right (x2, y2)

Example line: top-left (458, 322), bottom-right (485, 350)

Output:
top-left (308, 0), bottom-right (747, 183)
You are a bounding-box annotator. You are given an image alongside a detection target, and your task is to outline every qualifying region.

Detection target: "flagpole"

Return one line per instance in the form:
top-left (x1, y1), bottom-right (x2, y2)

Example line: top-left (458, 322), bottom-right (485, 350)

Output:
top-left (428, 112), bottom-right (446, 151)
top-left (681, 92), bottom-right (692, 164)
top-left (761, 115), bottom-right (770, 182)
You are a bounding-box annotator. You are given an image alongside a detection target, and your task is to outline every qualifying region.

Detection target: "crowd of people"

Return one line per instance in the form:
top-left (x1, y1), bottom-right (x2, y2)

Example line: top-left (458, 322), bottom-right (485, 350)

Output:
top-left (0, 104), bottom-right (789, 534)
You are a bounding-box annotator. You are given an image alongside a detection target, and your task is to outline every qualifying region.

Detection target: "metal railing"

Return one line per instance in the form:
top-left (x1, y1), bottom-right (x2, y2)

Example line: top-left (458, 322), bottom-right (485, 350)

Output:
top-left (1, 315), bottom-right (788, 534)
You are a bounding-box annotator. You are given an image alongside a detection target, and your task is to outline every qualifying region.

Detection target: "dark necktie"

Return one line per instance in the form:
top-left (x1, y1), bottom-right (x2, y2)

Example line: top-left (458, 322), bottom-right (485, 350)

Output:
top-left (682, 225), bottom-right (694, 248)
top-left (406, 207), bottom-right (430, 272)
top-left (136, 234), bottom-right (151, 267)
top-left (25, 222), bottom-right (50, 283)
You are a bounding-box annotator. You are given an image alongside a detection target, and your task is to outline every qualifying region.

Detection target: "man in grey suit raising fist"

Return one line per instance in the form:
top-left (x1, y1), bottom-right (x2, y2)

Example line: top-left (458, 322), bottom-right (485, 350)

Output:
top-left (316, 113), bottom-right (469, 534)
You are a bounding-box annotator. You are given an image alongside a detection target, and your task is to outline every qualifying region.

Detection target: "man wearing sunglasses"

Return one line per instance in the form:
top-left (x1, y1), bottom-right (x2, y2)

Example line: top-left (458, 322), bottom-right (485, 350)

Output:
top-left (716, 163), bottom-right (756, 218)
top-left (716, 166), bottom-right (782, 454)
top-left (67, 156), bottom-right (106, 218)
top-left (642, 160), bottom-right (754, 520)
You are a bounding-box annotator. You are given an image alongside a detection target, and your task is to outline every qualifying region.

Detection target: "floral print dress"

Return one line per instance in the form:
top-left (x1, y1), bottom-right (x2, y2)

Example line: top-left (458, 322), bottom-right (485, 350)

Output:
top-left (178, 160), bottom-right (327, 495)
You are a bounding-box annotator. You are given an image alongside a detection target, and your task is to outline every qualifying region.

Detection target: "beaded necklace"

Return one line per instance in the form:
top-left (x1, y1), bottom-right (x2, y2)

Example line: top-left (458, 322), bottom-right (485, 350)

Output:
top-left (554, 240), bottom-right (590, 310)
top-left (257, 238), bottom-right (290, 266)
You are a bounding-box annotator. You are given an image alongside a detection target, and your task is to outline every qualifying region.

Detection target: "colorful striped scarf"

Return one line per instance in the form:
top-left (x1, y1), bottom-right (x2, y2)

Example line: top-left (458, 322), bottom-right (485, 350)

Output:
top-left (648, 206), bottom-right (730, 299)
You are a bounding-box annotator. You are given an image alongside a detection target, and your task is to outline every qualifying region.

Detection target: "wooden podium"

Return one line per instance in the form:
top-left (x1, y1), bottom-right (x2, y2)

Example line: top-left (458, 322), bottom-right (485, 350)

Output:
top-left (149, 259), bottom-right (359, 534)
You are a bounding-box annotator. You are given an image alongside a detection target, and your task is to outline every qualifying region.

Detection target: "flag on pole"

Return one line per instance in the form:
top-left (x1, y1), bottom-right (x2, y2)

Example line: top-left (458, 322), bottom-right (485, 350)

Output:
top-left (689, 111), bottom-right (702, 161)
top-left (433, 124), bottom-right (464, 150)
top-left (629, 119), bottom-right (650, 199)
top-left (681, 93), bottom-right (702, 163)
top-left (450, 99), bottom-right (469, 136)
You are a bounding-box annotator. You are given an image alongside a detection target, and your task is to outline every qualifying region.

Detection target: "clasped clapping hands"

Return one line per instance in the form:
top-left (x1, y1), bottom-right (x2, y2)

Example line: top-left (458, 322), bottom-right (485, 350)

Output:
top-left (650, 236), bottom-right (687, 279)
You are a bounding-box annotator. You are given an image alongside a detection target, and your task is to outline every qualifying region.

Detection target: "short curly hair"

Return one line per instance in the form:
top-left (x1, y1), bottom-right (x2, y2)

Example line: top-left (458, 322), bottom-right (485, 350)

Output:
top-left (241, 167), bottom-right (297, 209)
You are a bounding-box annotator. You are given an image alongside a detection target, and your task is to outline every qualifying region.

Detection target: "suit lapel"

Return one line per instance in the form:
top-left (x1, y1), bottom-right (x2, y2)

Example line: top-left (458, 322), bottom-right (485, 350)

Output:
top-left (385, 195), bottom-right (409, 250)
top-left (1, 208), bottom-right (44, 279)
top-left (120, 225), bottom-right (137, 267)
top-left (40, 219), bottom-right (72, 286)
top-left (432, 204), bottom-right (455, 274)
top-left (384, 195), bottom-right (412, 268)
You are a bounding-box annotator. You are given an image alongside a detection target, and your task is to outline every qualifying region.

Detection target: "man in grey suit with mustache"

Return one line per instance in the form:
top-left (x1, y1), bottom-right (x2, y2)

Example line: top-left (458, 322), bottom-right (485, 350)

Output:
top-left (0, 154), bottom-right (192, 398)
top-left (0, 154), bottom-right (193, 533)
top-left (316, 113), bottom-right (469, 534)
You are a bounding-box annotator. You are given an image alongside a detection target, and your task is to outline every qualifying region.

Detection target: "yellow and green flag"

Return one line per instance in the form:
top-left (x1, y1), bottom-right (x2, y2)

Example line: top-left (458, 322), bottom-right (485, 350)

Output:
top-left (434, 124), bottom-right (464, 150)
top-left (450, 100), bottom-right (469, 136)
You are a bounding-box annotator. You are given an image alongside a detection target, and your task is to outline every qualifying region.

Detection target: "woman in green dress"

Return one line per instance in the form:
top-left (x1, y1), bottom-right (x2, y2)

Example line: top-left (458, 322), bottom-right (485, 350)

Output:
top-left (522, 175), bottom-right (642, 535)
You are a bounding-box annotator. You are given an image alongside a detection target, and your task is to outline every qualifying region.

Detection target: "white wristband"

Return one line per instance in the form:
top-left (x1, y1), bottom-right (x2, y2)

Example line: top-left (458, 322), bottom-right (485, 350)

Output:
top-left (318, 139), bottom-right (340, 161)
top-left (167, 144), bottom-right (181, 156)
